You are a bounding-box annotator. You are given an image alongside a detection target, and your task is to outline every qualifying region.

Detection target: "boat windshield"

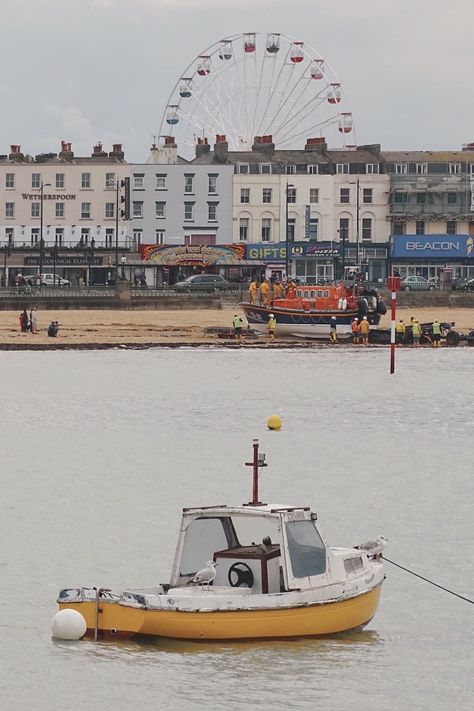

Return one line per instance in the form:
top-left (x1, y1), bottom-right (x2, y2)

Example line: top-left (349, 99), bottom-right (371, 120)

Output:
top-left (286, 520), bottom-right (326, 577)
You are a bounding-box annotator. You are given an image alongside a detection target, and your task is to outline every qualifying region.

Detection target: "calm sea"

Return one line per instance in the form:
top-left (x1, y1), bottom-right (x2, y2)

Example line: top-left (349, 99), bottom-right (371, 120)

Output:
top-left (1, 347), bottom-right (473, 710)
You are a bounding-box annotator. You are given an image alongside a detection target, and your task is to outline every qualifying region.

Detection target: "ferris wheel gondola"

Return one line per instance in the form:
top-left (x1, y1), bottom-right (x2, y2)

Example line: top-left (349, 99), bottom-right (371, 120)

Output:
top-left (158, 32), bottom-right (355, 159)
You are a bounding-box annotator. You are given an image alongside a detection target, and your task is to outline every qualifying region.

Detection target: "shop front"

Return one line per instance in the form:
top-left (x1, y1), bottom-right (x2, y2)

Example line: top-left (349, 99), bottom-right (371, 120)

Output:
top-left (244, 242), bottom-right (340, 284)
top-left (390, 234), bottom-right (474, 285)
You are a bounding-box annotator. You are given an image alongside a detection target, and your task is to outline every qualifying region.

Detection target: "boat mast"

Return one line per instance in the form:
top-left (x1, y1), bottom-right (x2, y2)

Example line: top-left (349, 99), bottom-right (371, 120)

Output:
top-left (245, 439), bottom-right (267, 505)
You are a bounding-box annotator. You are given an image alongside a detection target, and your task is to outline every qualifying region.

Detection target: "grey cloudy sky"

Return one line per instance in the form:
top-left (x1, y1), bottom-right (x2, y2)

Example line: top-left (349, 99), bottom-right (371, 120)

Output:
top-left (1, 0), bottom-right (473, 161)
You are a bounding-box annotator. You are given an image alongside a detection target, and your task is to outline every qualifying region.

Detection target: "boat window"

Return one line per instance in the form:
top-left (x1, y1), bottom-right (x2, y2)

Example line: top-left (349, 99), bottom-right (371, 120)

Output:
top-left (323, 290), bottom-right (329, 297)
top-left (296, 290), bottom-right (302, 298)
top-left (231, 515), bottom-right (280, 548)
top-left (303, 290), bottom-right (310, 298)
top-left (180, 517), bottom-right (231, 575)
top-left (344, 556), bottom-right (363, 574)
top-left (286, 521), bottom-right (326, 577)
top-left (316, 290), bottom-right (322, 298)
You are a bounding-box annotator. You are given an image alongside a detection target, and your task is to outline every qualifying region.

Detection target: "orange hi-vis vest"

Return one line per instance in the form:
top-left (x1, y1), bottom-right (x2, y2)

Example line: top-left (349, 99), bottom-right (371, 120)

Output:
top-left (351, 320), bottom-right (360, 333)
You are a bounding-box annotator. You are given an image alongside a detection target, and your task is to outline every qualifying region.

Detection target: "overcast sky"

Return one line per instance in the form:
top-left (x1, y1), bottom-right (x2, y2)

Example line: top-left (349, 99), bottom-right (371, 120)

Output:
top-left (1, 0), bottom-right (473, 161)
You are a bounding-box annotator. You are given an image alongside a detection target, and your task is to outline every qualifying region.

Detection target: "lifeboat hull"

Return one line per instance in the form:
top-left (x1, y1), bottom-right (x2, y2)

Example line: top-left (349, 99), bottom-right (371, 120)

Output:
top-left (60, 584), bottom-right (382, 642)
top-left (242, 302), bottom-right (380, 339)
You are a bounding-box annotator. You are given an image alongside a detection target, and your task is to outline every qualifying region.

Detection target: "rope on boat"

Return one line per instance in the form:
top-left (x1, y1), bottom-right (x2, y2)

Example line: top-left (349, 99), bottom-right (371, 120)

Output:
top-left (382, 555), bottom-right (474, 605)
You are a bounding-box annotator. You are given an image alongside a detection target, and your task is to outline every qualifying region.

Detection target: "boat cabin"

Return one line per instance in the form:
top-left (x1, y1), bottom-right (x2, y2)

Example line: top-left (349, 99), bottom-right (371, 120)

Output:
top-left (170, 504), bottom-right (329, 593)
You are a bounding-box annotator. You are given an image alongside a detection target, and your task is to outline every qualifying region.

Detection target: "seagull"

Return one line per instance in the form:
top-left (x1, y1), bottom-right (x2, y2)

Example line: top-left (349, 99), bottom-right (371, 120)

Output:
top-left (187, 560), bottom-right (217, 589)
top-left (355, 535), bottom-right (388, 558)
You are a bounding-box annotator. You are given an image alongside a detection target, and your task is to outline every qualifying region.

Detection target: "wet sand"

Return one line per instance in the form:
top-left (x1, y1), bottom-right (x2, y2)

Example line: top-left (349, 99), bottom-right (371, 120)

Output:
top-left (0, 306), bottom-right (473, 348)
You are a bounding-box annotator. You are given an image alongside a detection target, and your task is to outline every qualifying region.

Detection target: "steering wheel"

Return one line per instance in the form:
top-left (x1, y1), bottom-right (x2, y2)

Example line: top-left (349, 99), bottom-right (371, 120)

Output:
top-left (228, 562), bottom-right (254, 588)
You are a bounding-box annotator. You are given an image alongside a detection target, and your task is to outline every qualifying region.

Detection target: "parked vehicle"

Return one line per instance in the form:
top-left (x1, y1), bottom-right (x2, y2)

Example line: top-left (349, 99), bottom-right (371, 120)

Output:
top-left (38, 273), bottom-right (70, 287)
top-left (174, 274), bottom-right (230, 292)
top-left (452, 276), bottom-right (474, 292)
top-left (400, 275), bottom-right (436, 291)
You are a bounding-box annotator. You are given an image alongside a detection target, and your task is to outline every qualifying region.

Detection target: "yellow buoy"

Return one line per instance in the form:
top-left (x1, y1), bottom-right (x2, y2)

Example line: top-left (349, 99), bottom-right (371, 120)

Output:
top-left (267, 414), bottom-right (282, 431)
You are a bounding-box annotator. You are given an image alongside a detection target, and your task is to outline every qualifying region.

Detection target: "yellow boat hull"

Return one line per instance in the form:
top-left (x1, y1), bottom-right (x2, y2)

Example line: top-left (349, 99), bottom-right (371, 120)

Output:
top-left (60, 584), bottom-right (382, 641)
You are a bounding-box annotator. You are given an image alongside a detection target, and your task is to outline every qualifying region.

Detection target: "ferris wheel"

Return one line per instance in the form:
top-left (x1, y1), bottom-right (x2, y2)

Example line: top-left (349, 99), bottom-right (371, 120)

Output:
top-left (158, 32), bottom-right (355, 159)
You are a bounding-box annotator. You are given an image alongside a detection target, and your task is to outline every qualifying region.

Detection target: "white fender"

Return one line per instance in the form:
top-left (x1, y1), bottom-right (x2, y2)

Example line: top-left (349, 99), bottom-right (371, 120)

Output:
top-left (337, 298), bottom-right (343, 310)
top-left (341, 298), bottom-right (347, 311)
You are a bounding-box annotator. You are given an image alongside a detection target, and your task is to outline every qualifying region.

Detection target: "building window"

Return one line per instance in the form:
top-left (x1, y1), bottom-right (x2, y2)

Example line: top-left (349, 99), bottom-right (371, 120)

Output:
top-left (81, 172), bottom-right (91, 189)
top-left (470, 164), bottom-right (474, 174)
top-left (261, 218), bottom-right (271, 241)
top-left (447, 192), bottom-right (457, 205)
top-left (446, 220), bottom-right (456, 235)
top-left (416, 192), bottom-right (426, 204)
top-left (262, 188), bottom-right (272, 204)
top-left (105, 228), bottom-right (114, 248)
top-left (287, 187), bottom-right (296, 203)
top-left (155, 230), bottom-right (165, 245)
top-left (339, 217), bottom-right (349, 241)
top-left (286, 165), bottom-right (296, 174)
top-left (309, 218), bottom-right (318, 241)
top-left (105, 172), bottom-right (115, 188)
top-left (132, 229), bottom-right (143, 248)
top-left (363, 188), bottom-right (373, 204)
top-left (260, 164), bottom-right (272, 174)
top-left (56, 173), bottom-right (65, 189)
top-left (239, 218), bottom-right (249, 241)
top-left (448, 163), bottom-right (460, 174)
top-left (81, 202), bottom-right (91, 219)
top-left (336, 163), bottom-right (349, 174)
top-left (240, 188), bottom-right (250, 204)
top-left (208, 202), bottom-right (218, 221)
top-left (416, 163), bottom-right (427, 174)
top-left (184, 202), bottom-right (194, 220)
top-left (307, 165), bottom-right (319, 175)
top-left (55, 203), bottom-right (64, 219)
top-left (132, 201), bottom-right (143, 219)
top-left (133, 174), bottom-right (145, 189)
top-left (340, 188), bottom-right (350, 204)
top-left (5, 173), bottom-right (14, 189)
top-left (55, 228), bottom-right (64, 246)
top-left (31, 173), bottom-right (41, 189)
top-left (105, 202), bottom-right (114, 219)
top-left (81, 228), bottom-right (90, 244)
top-left (362, 217), bottom-right (372, 241)
top-left (31, 203), bottom-right (40, 218)
top-left (309, 188), bottom-right (319, 203)
top-left (394, 191), bottom-right (407, 204)
top-left (31, 228), bottom-right (39, 246)
top-left (395, 163), bottom-right (407, 174)
top-left (156, 174), bottom-right (167, 190)
top-left (208, 174), bottom-right (218, 194)
top-left (184, 174), bottom-right (194, 193)
top-left (287, 218), bottom-right (296, 242)
top-left (155, 202), bottom-right (166, 218)
top-left (415, 220), bottom-right (425, 235)
top-left (393, 221), bottom-right (405, 235)
top-left (366, 164), bottom-right (379, 174)
top-left (5, 202), bottom-right (15, 218)
top-left (237, 164), bottom-right (249, 174)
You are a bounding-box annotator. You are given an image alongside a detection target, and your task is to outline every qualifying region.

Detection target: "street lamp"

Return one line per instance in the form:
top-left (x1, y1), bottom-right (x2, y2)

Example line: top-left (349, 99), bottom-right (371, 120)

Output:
top-left (120, 255), bottom-right (126, 280)
top-left (39, 182), bottom-right (51, 283)
top-left (285, 182), bottom-right (295, 280)
top-left (356, 177), bottom-right (360, 267)
top-left (3, 244), bottom-right (10, 287)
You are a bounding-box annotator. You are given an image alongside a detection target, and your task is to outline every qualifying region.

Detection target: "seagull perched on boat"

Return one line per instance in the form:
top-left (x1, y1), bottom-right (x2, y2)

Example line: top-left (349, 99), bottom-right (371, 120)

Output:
top-left (187, 560), bottom-right (217, 589)
top-left (355, 535), bottom-right (388, 559)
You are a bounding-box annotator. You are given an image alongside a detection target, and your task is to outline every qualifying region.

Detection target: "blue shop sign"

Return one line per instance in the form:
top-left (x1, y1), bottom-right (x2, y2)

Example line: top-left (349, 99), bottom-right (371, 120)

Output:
top-left (391, 234), bottom-right (474, 259)
top-left (245, 242), bottom-right (340, 261)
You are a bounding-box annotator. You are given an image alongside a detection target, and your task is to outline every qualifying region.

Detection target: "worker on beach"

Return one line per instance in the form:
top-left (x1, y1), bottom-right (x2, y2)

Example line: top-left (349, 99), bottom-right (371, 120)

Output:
top-left (259, 279), bottom-right (270, 306)
top-left (285, 280), bottom-right (296, 299)
top-left (359, 315), bottom-right (370, 346)
top-left (272, 281), bottom-right (284, 300)
top-left (329, 316), bottom-right (338, 344)
top-left (412, 319), bottom-right (422, 347)
top-left (249, 279), bottom-right (258, 304)
top-left (268, 313), bottom-right (277, 340)
top-left (232, 314), bottom-right (243, 340)
top-left (395, 319), bottom-right (405, 346)
top-left (351, 317), bottom-right (360, 345)
top-left (431, 319), bottom-right (441, 347)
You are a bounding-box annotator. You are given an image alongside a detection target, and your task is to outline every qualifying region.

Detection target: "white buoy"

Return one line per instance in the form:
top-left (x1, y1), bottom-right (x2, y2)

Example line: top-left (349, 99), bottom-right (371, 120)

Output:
top-left (51, 609), bottom-right (87, 640)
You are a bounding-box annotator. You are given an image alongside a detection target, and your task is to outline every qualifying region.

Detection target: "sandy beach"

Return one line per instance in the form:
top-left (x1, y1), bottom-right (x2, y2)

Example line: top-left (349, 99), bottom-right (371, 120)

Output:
top-left (1, 306), bottom-right (473, 348)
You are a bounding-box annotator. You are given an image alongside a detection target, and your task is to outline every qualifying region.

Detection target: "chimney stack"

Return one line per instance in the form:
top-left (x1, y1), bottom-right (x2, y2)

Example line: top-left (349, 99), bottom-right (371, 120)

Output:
top-left (91, 142), bottom-right (107, 158)
top-left (214, 134), bottom-right (228, 162)
top-left (195, 137), bottom-right (210, 158)
top-left (59, 141), bottom-right (74, 160)
top-left (146, 136), bottom-right (178, 165)
top-left (9, 144), bottom-right (23, 161)
top-left (109, 143), bottom-right (125, 160)
top-left (252, 135), bottom-right (275, 155)
top-left (305, 137), bottom-right (327, 152)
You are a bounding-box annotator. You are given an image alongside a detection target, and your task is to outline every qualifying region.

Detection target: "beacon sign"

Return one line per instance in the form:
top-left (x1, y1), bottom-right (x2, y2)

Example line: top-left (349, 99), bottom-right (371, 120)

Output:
top-left (391, 234), bottom-right (474, 259)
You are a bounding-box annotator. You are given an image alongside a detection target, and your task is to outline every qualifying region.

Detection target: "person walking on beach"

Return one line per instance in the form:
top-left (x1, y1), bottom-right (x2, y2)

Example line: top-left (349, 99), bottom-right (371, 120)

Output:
top-left (329, 316), bottom-right (338, 344)
top-left (351, 317), bottom-right (360, 345)
top-left (232, 313), bottom-right (243, 340)
top-left (249, 280), bottom-right (258, 304)
top-left (19, 309), bottom-right (29, 333)
top-left (268, 313), bottom-right (277, 340)
top-left (412, 319), bottom-right (422, 347)
top-left (359, 315), bottom-right (370, 346)
top-left (30, 307), bottom-right (38, 334)
top-left (395, 319), bottom-right (405, 346)
top-left (431, 319), bottom-right (441, 347)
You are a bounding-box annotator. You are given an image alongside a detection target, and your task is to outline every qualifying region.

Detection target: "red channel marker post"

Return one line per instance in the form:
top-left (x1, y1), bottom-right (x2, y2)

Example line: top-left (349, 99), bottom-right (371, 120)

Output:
top-left (387, 276), bottom-right (401, 374)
